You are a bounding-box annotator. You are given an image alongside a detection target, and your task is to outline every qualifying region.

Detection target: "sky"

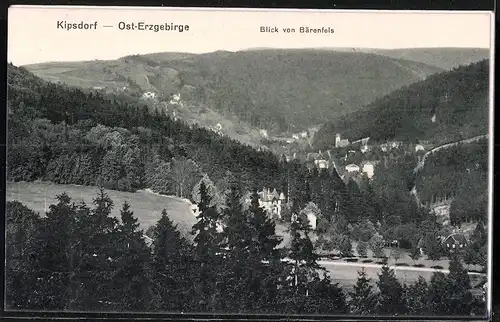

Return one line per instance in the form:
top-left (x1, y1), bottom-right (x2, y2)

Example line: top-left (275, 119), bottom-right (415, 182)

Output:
top-left (8, 6), bottom-right (493, 66)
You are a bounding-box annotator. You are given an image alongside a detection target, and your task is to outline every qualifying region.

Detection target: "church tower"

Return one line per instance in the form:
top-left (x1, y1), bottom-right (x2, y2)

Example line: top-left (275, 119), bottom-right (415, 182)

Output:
top-left (335, 133), bottom-right (341, 148)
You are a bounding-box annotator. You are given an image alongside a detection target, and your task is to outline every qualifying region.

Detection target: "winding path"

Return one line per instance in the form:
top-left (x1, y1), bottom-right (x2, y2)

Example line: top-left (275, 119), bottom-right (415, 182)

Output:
top-left (413, 134), bottom-right (488, 174)
top-left (411, 134), bottom-right (488, 206)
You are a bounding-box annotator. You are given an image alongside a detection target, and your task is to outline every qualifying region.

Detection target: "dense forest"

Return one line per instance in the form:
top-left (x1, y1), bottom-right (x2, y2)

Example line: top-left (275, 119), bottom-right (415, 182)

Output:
top-left (7, 64), bottom-right (285, 194)
top-left (5, 186), bottom-right (486, 316)
top-left (414, 139), bottom-right (489, 226)
top-left (313, 60), bottom-right (489, 149)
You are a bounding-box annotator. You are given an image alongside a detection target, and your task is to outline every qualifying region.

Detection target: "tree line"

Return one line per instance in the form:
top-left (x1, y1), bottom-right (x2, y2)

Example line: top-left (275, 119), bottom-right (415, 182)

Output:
top-left (5, 185), bottom-right (486, 316)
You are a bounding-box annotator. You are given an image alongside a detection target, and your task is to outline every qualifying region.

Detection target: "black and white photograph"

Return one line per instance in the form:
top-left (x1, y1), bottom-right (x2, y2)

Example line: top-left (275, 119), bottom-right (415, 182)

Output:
top-left (5, 6), bottom-right (494, 318)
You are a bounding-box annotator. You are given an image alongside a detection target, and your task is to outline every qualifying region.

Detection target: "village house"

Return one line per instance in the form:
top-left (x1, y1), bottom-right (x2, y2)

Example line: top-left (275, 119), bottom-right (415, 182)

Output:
top-left (390, 141), bottom-right (403, 149)
top-left (360, 145), bottom-right (371, 153)
top-left (362, 161), bottom-right (375, 179)
top-left (142, 91), bottom-right (156, 99)
top-left (257, 188), bottom-right (287, 219)
top-left (314, 159), bottom-right (329, 169)
top-left (305, 151), bottom-right (330, 171)
top-left (292, 134), bottom-right (299, 140)
top-left (291, 210), bottom-right (317, 230)
top-left (345, 164), bottom-right (360, 173)
top-left (335, 133), bottom-right (349, 148)
top-left (415, 144), bottom-right (425, 152)
top-left (300, 131), bottom-right (308, 138)
top-left (443, 233), bottom-right (468, 252)
top-left (306, 212), bottom-right (317, 230)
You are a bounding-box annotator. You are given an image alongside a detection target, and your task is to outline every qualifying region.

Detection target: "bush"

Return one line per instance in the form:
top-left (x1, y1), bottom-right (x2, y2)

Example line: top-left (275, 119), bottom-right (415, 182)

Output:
top-left (431, 265), bottom-right (444, 269)
top-left (375, 261), bottom-right (386, 265)
top-left (362, 259), bottom-right (373, 263)
top-left (413, 264), bottom-right (425, 268)
top-left (395, 263), bottom-right (409, 267)
top-left (346, 258), bottom-right (359, 263)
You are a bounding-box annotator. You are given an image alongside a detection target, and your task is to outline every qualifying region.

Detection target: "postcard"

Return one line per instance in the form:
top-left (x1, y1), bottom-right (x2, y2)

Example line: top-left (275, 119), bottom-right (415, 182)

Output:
top-left (5, 6), bottom-right (494, 319)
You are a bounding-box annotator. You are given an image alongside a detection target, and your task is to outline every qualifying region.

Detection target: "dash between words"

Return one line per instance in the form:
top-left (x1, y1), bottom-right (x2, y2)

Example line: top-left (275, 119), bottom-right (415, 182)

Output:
top-left (260, 26), bottom-right (335, 34)
top-left (56, 20), bottom-right (190, 32)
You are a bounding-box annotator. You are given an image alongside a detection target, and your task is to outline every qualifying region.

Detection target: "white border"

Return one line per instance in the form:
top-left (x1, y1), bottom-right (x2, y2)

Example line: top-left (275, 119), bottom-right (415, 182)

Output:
top-left (7, 5), bottom-right (495, 14)
top-left (487, 11), bottom-right (494, 318)
top-left (6, 6), bottom-right (495, 318)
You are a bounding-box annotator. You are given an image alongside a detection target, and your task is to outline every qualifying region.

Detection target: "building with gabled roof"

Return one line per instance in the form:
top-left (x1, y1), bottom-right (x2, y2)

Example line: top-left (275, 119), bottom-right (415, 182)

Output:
top-left (257, 187), bottom-right (287, 219)
top-left (443, 233), bottom-right (468, 252)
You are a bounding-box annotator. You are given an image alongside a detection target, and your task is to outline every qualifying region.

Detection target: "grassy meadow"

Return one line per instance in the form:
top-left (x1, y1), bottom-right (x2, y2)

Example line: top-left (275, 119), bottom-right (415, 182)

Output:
top-left (6, 181), bottom-right (197, 239)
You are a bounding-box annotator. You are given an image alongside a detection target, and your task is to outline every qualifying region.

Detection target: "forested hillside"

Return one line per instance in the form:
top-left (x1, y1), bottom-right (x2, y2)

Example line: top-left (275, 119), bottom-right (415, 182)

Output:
top-left (7, 64), bottom-right (286, 196)
top-left (23, 49), bottom-right (443, 134)
top-left (313, 60), bottom-right (490, 149)
top-left (415, 139), bottom-right (488, 226)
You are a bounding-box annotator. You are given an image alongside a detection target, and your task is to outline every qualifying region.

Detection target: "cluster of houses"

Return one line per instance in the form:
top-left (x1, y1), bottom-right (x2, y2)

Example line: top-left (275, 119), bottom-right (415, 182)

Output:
top-left (335, 133), bottom-right (430, 154)
top-left (302, 150), bottom-right (376, 180)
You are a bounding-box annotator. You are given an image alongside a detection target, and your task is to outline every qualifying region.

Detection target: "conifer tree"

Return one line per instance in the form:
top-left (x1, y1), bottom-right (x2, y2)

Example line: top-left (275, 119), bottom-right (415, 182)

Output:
top-left (422, 232), bottom-right (443, 264)
top-left (110, 202), bottom-right (152, 311)
top-left (428, 272), bottom-right (452, 315)
top-left (404, 276), bottom-right (429, 315)
top-left (447, 256), bottom-right (473, 315)
top-left (150, 210), bottom-right (194, 312)
top-left (5, 201), bottom-right (42, 309)
top-left (464, 223), bottom-right (487, 269)
top-left (288, 215), bottom-right (323, 296)
top-left (348, 269), bottom-right (378, 315)
top-left (246, 190), bottom-right (284, 311)
top-left (31, 193), bottom-right (75, 310)
top-left (220, 185), bottom-right (253, 311)
top-left (68, 188), bottom-right (120, 310)
top-left (376, 265), bottom-right (406, 315)
top-left (191, 181), bottom-right (224, 311)
top-left (309, 272), bottom-right (348, 314)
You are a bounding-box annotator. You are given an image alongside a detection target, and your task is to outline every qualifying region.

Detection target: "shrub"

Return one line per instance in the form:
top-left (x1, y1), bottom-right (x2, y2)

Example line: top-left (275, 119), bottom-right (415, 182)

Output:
top-left (346, 258), bottom-right (359, 263)
top-left (413, 264), bottom-right (425, 268)
top-left (362, 259), bottom-right (373, 263)
top-left (431, 265), bottom-right (444, 269)
top-left (395, 263), bottom-right (409, 267)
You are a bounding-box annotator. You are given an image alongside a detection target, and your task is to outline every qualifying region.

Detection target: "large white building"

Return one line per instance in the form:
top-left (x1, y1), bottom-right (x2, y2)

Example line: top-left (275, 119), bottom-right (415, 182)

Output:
top-left (362, 162), bottom-right (375, 179)
top-left (258, 188), bottom-right (287, 219)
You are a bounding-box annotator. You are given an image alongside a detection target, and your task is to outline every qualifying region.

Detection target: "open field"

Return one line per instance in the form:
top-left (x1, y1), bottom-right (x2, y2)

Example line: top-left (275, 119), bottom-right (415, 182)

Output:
top-left (6, 181), bottom-right (196, 239)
